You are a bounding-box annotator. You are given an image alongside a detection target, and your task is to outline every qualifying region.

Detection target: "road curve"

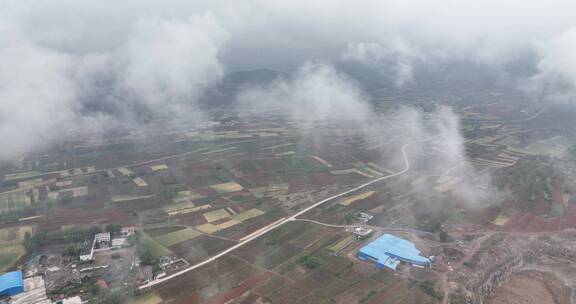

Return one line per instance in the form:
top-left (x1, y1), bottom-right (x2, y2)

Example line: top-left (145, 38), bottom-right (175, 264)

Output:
top-left (460, 103), bottom-right (549, 124)
top-left (139, 137), bottom-right (432, 290)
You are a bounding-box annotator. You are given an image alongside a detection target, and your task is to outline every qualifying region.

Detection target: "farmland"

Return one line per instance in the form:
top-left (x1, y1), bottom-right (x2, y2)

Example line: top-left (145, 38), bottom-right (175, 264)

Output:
top-left (139, 231), bottom-right (173, 258)
top-left (0, 189), bottom-right (32, 214)
top-left (154, 228), bottom-right (201, 247)
top-left (3, 96), bottom-right (576, 304)
top-left (0, 226), bottom-right (31, 272)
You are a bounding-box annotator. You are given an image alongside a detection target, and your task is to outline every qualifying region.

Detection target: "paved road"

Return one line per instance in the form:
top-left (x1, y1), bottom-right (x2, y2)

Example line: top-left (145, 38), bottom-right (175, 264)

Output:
top-left (139, 137), bottom-right (432, 290)
top-left (290, 219), bottom-right (437, 237)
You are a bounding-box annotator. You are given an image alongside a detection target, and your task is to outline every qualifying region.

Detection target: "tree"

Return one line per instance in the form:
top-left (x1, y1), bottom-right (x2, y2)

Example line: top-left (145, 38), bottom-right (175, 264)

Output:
top-left (439, 230), bottom-right (449, 242)
top-left (161, 186), bottom-right (177, 199)
top-left (299, 255), bottom-right (320, 269)
top-left (91, 283), bottom-right (101, 295)
top-left (59, 196), bottom-right (73, 204)
top-left (419, 280), bottom-right (442, 300)
top-left (105, 224), bottom-right (122, 236)
top-left (63, 244), bottom-right (82, 258)
top-left (138, 246), bottom-right (157, 266)
top-left (23, 232), bottom-right (36, 253)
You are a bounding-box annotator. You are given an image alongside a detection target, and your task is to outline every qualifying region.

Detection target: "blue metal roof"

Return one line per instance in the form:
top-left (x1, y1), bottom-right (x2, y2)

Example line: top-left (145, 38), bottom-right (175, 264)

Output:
top-left (358, 234), bottom-right (430, 265)
top-left (0, 271), bottom-right (23, 296)
top-left (382, 256), bottom-right (400, 270)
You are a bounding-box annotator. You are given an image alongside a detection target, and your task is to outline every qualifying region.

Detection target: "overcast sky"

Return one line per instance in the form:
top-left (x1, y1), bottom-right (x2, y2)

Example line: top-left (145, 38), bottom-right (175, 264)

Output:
top-left (3, 0), bottom-right (576, 70)
top-left (3, 0), bottom-right (576, 160)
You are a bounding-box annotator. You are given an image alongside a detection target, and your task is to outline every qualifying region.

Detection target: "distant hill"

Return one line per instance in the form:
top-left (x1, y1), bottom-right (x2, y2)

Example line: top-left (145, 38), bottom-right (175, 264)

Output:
top-left (199, 69), bottom-right (282, 107)
top-left (222, 69), bottom-right (281, 89)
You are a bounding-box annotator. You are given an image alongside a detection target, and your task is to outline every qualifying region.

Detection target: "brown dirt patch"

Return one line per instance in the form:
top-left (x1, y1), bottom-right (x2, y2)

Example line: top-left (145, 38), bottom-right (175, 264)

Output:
top-left (486, 270), bottom-right (571, 304)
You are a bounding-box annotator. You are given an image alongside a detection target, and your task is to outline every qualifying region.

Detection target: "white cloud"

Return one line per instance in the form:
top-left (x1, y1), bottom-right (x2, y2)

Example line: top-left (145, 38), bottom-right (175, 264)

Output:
top-left (0, 21), bottom-right (77, 160)
top-left (343, 38), bottom-right (425, 87)
top-left (0, 11), bottom-right (229, 160)
top-left (238, 62), bottom-right (372, 130)
top-left (520, 28), bottom-right (576, 104)
top-left (119, 13), bottom-right (228, 111)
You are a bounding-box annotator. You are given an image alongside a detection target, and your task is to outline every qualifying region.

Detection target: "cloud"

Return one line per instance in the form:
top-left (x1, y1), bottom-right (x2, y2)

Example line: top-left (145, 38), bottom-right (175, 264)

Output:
top-left (0, 10), bottom-right (229, 161)
top-left (3, 0), bottom-right (576, 160)
top-left (342, 37), bottom-right (425, 87)
top-left (238, 62), bottom-right (372, 129)
top-left (118, 13), bottom-right (228, 115)
top-left (524, 28), bottom-right (576, 103)
top-left (0, 20), bottom-right (78, 160)
top-left (238, 62), bottom-right (493, 205)
top-left (7, 0), bottom-right (576, 71)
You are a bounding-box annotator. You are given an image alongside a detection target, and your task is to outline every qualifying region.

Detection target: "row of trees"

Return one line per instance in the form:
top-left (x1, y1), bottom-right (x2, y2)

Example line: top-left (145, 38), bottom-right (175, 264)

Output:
top-left (24, 224), bottom-right (125, 255)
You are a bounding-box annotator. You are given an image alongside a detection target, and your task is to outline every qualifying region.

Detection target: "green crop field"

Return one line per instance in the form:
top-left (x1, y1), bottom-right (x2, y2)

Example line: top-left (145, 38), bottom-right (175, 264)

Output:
top-left (327, 236), bottom-right (353, 252)
top-left (154, 228), bottom-right (201, 247)
top-left (0, 243), bottom-right (25, 272)
top-left (0, 190), bottom-right (31, 214)
top-left (0, 226), bottom-right (29, 272)
top-left (140, 232), bottom-right (172, 258)
top-left (233, 208), bottom-right (265, 222)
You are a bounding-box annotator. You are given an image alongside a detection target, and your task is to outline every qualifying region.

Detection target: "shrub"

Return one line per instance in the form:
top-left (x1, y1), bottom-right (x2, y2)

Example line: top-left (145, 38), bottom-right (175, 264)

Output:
top-left (299, 255), bottom-right (321, 269)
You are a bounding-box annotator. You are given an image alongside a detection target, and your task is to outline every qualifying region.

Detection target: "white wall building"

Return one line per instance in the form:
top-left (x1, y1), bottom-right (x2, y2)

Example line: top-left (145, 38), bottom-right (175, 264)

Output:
top-left (94, 232), bottom-right (110, 243)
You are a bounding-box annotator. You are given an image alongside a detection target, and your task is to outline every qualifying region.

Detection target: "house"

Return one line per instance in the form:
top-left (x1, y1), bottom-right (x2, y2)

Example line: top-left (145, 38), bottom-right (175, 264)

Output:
top-left (111, 238), bottom-right (126, 248)
top-left (120, 227), bottom-right (135, 237)
top-left (94, 232), bottom-right (110, 243)
top-left (79, 238), bottom-right (95, 261)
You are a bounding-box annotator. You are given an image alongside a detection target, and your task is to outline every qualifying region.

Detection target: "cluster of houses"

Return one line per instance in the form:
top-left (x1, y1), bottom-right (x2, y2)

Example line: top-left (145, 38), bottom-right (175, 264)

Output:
top-left (79, 227), bottom-right (134, 262)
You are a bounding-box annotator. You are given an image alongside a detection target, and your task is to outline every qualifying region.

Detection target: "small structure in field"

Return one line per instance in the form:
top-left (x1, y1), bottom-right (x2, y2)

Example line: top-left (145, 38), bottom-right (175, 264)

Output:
top-left (353, 226), bottom-right (373, 239)
top-left (120, 226), bottom-right (135, 236)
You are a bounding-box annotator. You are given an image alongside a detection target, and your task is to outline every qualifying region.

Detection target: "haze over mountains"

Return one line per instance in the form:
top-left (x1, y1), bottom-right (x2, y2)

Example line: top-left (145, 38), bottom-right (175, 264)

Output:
top-left (2, 0), bottom-right (576, 160)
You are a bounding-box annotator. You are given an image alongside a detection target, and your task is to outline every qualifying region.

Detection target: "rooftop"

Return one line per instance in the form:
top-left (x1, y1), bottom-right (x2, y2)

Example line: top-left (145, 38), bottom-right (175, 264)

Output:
top-left (0, 271), bottom-right (23, 297)
top-left (80, 237), bottom-right (94, 256)
top-left (359, 234), bottom-right (430, 266)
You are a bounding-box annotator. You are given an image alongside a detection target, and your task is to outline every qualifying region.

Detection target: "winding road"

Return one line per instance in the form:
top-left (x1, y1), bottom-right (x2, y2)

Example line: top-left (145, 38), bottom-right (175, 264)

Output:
top-left (139, 136), bottom-right (433, 290)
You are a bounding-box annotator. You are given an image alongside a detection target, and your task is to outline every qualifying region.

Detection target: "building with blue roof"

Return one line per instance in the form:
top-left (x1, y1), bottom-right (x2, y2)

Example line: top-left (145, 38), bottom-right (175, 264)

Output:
top-left (357, 234), bottom-right (430, 270)
top-left (0, 270), bottom-right (23, 296)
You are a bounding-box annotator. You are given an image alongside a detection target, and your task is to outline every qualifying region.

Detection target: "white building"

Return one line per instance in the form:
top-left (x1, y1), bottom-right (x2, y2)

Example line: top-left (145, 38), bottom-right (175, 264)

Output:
top-left (79, 238), bottom-right (95, 261)
top-left (111, 238), bottom-right (126, 248)
top-left (94, 232), bottom-right (110, 243)
top-left (58, 296), bottom-right (82, 304)
top-left (120, 227), bottom-right (135, 236)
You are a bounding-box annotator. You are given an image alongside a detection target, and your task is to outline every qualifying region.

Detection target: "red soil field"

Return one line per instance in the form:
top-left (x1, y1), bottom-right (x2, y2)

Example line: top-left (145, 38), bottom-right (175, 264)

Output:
top-left (199, 272), bottom-right (273, 304)
top-left (552, 179), bottom-right (566, 206)
top-left (498, 205), bottom-right (576, 232)
top-left (240, 173), bottom-right (271, 186)
top-left (40, 207), bottom-right (127, 230)
top-left (193, 187), bottom-right (218, 196)
top-left (311, 172), bottom-right (337, 186)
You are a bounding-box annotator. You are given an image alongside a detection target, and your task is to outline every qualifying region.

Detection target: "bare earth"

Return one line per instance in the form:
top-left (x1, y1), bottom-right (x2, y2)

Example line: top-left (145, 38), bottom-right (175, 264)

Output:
top-left (486, 270), bottom-right (571, 304)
